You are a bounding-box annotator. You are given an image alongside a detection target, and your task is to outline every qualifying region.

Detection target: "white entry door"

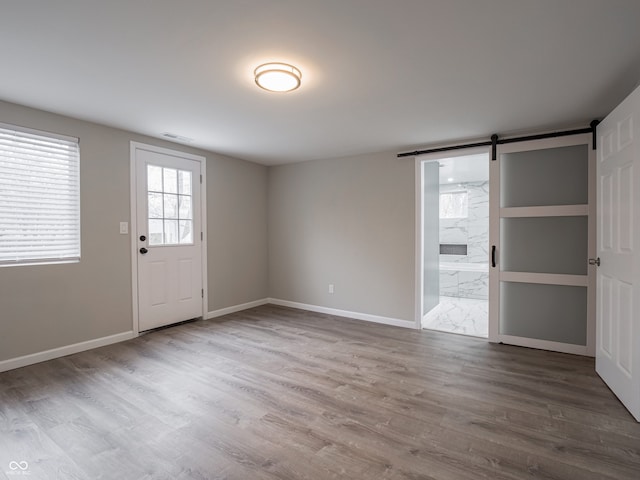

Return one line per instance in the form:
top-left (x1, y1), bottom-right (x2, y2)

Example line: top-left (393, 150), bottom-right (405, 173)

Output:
top-left (595, 85), bottom-right (640, 421)
top-left (133, 143), bottom-right (205, 332)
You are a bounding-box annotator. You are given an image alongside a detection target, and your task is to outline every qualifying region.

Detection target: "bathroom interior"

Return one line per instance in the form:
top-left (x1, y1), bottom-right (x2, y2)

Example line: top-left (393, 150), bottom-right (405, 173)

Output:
top-left (422, 153), bottom-right (489, 338)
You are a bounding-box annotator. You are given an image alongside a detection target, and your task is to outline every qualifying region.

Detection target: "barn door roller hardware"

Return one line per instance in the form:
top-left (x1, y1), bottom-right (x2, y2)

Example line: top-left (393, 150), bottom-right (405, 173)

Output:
top-left (397, 120), bottom-right (600, 160)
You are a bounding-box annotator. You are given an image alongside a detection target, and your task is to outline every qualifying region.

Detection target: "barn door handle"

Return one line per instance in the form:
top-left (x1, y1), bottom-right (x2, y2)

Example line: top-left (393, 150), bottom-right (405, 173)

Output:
top-left (491, 245), bottom-right (496, 268)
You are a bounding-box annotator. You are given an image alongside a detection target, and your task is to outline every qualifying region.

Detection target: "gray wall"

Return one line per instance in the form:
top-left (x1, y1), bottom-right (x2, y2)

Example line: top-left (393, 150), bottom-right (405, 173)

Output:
top-left (0, 100), bottom-right (268, 362)
top-left (207, 155), bottom-right (268, 308)
top-left (1, 101), bottom-right (419, 363)
top-left (268, 151), bottom-right (415, 321)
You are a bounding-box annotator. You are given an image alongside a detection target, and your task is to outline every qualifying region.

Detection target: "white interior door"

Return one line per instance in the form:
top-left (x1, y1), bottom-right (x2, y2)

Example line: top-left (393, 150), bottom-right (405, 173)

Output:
top-left (489, 135), bottom-right (595, 356)
top-left (133, 144), bottom-right (205, 332)
top-left (596, 84), bottom-right (640, 421)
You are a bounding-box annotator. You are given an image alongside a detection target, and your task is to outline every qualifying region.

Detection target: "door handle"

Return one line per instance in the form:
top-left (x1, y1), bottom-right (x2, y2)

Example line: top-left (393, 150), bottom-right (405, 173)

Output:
top-left (491, 245), bottom-right (496, 268)
top-left (139, 247), bottom-right (148, 254)
top-left (588, 257), bottom-right (600, 266)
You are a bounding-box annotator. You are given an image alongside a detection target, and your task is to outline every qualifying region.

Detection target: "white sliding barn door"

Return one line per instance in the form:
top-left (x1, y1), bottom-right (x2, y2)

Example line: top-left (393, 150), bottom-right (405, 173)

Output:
top-left (596, 85), bottom-right (640, 421)
top-left (489, 135), bottom-right (595, 356)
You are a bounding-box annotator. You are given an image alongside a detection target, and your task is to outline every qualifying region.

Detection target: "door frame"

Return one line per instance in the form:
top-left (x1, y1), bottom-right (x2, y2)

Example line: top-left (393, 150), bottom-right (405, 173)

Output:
top-left (414, 146), bottom-right (492, 330)
top-left (130, 141), bottom-right (208, 335)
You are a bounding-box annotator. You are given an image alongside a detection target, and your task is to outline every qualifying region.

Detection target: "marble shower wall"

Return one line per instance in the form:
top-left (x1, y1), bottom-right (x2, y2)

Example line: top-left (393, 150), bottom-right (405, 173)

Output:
top-left (439, 181), bottom-right (489, 299)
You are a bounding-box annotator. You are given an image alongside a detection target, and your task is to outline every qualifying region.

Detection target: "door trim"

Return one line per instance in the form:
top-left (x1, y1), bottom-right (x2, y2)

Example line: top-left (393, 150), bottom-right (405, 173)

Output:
top-left (129, 142), bottom-right (208, 335)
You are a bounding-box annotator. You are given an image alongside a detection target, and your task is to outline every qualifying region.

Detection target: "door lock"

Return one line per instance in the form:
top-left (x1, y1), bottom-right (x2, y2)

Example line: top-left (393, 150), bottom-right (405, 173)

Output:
top-left (588, 257), bottom-right (600, 266)
top-left (139, 235), bottom-right (146, 242)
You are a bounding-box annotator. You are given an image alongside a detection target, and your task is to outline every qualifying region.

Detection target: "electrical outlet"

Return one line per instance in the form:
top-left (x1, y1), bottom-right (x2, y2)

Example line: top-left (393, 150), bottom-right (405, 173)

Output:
top-left (328, 284), bottom-right (334, 294)
top-left (119, 222), bottom-right (128, 234)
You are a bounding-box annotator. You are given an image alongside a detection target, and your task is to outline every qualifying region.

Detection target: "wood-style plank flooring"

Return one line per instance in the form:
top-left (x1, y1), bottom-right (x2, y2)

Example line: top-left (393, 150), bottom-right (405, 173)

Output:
top-left (1, 305), bottom-right (639, 479)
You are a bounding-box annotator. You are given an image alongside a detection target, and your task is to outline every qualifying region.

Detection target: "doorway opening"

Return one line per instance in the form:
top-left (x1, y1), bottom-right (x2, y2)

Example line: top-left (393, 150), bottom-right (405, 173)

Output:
top-left (421, 152), bottom-right (489, 338)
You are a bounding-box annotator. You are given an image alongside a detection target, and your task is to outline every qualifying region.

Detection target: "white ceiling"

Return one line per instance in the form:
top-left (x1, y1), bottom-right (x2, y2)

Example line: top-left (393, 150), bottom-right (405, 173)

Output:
top-left (2, 1), bottom-right (640, 166)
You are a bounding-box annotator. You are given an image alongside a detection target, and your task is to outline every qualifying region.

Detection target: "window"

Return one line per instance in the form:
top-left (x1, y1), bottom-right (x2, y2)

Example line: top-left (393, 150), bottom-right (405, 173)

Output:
top-left (147, 164), bottom-right (193, 246)
top-left (0, 123), bottom-right (80, 265)
top-left (439, 191), bottom-right (468, 218)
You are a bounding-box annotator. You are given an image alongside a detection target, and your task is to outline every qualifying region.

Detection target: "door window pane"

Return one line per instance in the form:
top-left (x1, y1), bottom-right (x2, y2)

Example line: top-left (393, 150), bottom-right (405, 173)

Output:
top-left (163, 194), bottom-right (178, 219)
top-left (164, 220), bottom-right (179, 244)
top-left (179, 220), bottom-right (193, 244)
top-left (163, 168), bottom-right (178, 194)
top-left (148, 219), bottom-right (164, 246)
top-left (147, 165), bottom-right (163, 192)
top-left (178, 195), bottom-right (192, 220)
top-left (500, 216), bottom-right (588, 275)
top-left (501, 145), bottom-right (588, 207)
top-left (500, 282), bottom-right (587, 346)
top-left (179, 170), bottom-right (192, 195)
top-left (146, 164), bottom-right (195, 246)
top-left (148, 193), bottom-right (163, 218)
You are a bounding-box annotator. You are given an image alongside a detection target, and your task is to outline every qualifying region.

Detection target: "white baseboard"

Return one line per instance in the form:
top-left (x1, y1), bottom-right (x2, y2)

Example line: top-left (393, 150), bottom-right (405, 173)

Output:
top-left (0, 331), bottom-right (137, 373)
top-left (0, 298), bottom-right (411, 373)
top-left (268, 298), bottom-right (416, 329)
top-left (206, 298), bottom-right (270, 320)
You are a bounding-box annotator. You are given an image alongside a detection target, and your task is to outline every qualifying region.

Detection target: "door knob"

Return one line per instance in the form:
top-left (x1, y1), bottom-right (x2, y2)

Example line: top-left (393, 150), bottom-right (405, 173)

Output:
top-left (139, 247), bottom-right (148, 254)
top-left (588, 257), bottom-right (600, 266)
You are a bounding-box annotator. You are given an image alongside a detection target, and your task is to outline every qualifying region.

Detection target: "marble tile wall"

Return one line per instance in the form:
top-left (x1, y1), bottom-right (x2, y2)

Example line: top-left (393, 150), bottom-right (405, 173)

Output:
top-left (439, 269), bottom-right (488, 299)
top-left (439, 181), bottom-right (489, 299)
top-left (459, 270), bottom-right (488, 299)
top-left (440, 269), bottom-right (459, 297)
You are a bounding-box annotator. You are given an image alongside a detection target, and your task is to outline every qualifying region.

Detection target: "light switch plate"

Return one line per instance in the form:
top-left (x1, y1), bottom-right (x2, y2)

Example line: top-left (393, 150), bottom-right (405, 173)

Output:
top-left (119, 222), bottom-right (128, 234)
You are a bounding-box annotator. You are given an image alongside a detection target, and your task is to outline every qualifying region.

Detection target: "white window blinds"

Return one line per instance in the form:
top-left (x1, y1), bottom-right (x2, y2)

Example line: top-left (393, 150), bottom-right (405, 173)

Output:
top-left (0, 123), bottom-right (80, 265)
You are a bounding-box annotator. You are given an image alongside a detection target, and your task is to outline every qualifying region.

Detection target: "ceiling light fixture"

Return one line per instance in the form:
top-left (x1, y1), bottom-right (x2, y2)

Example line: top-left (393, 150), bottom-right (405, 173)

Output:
top-left (254, 62), bottom-right (301, 92)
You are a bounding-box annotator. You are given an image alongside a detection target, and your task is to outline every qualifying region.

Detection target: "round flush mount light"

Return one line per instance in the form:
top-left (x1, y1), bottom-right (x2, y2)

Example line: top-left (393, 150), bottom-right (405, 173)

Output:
top-left (254, 62), bottom-right (302, 92)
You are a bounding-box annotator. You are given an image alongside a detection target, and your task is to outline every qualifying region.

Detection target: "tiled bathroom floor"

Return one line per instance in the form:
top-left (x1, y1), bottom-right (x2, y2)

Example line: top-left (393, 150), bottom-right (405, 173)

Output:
top-left (422, 296), bottom-right (488, 338)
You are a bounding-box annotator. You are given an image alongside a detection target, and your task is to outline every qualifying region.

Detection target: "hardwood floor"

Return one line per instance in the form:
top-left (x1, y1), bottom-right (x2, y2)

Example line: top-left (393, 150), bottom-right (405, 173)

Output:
top-left (1, 304), bottom-right (639, 479)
